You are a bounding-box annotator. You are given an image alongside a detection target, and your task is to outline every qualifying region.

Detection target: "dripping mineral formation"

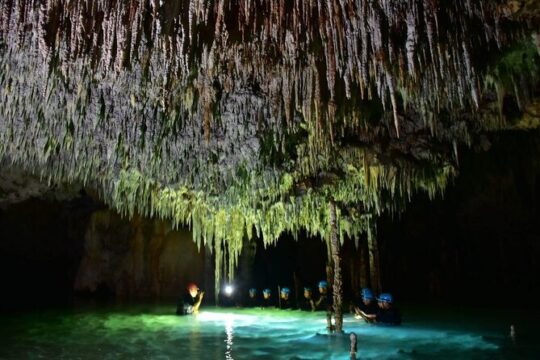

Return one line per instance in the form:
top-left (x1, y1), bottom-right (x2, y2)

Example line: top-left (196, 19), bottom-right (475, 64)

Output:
top-left (0, 0), bottom-right (539, 298)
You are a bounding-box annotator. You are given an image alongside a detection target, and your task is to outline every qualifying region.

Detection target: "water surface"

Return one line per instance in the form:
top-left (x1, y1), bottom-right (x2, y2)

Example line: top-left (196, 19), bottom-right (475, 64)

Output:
top-left (0, 304), bottom-right (537, 359)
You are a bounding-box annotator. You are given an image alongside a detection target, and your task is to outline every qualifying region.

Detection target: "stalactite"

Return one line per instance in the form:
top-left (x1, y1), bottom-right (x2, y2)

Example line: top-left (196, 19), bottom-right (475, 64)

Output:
top-left (406, 6), bottom-right (418, 78)
top-left (0, 0), bottom-right (537, 288)
top-left (3, 0), bottom-right (512, 149)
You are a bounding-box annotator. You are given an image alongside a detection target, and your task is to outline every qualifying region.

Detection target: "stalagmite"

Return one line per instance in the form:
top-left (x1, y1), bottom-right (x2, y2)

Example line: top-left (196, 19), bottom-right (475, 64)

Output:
top-left (350, 332), bottom-right (358, 360)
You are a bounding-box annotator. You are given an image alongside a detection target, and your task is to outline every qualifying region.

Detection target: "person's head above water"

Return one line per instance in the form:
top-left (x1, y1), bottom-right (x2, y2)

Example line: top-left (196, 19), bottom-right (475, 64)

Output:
top-left (187, 283), bottom-right (199, 298)
top-left (377, 293), bottom-right (393, 308)
top-left (361, 288), bottom-right (375, 304)
top-left (249, 288), bottom-right (257, 298)
top-left (303, 287), bottom-right (312, 299)
top-left (280, 287), bottom-right (290, 300)
top-left (318, 280), bottom-right (328, 294)
top-left (263, 288), bottom-right (271, 299)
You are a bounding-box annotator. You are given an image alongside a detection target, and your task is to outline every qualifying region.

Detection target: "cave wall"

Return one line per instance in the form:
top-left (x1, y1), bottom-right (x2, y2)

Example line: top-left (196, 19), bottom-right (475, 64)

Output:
top-left (74, 210), bottom-right (206, 299)
top-left (377, 131), bottom-right (540, 305)
top-left (0, 192), bottom-right (208, 309)
top-left (0, 196), bottom-right (94, 310)
top-left (2, 131), bottom-right (540, 308)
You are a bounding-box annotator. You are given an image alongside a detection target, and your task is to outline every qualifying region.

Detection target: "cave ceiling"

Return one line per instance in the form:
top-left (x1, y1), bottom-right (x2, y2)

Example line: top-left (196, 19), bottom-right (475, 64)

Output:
top-left (0, 0), bottom-right (539, 268)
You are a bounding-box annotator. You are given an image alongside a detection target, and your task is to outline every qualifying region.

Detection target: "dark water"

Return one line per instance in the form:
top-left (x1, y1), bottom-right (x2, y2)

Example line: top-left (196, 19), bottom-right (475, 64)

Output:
top-left (0, 304), bottom-right (538, 359)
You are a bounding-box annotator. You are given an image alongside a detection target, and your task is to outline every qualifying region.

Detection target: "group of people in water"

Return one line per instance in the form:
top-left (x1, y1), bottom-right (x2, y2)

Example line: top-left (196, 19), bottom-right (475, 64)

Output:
top-left (352, 288), bottom-right (401, 325)
top-left (245, 281), bottom-right (333, 312)
top-left (177, 281), bottom-right (401, 326)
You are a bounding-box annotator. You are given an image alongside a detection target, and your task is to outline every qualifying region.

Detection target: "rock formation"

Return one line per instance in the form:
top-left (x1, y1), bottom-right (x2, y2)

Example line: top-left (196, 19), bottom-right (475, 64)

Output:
top-left (75, 210), bottom-right (205, 298)
top-left (0, 0), bottom-right (538, 292)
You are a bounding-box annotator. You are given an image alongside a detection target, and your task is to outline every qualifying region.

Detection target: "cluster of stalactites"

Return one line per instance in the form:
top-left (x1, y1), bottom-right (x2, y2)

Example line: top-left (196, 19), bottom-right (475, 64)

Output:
top-left (0, 0), bottom-right (533, 211)
top-left (0, 1), bottom-right (519, 138)
top-left (0, 0), bottom-right (534, 285)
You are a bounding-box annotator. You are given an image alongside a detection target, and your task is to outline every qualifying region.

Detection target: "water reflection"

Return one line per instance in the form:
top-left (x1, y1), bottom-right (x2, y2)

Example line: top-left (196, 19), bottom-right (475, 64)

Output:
top-left (225, 317), bottom-right (234, 360)
top-left (188, 320), bottom-right (201, 356)
top-left (0, 307), bottom-right (530, 359)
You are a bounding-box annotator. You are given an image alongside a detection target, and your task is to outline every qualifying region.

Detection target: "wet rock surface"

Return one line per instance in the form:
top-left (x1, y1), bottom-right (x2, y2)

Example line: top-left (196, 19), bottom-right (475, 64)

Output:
top-left (75, 210), bottom-right (205, 298)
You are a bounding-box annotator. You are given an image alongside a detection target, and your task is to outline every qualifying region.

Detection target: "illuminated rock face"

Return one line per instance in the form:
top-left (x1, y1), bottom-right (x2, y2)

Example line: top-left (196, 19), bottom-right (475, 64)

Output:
top-left (75, 210), bottom-right (205, 298)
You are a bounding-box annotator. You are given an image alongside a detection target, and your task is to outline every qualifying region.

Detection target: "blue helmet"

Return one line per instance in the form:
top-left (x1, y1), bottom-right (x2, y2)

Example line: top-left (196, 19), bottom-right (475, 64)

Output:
top-left (263, 288), bottom-right (271, 295)
top-left (249, 288), bottom-right (257, 294)
top-left (318, 280), bottom-right (328, 288)
top-left (280, 287), bottom-right (290, 294)
top-left (303, 287), bottom-right (312, 292)
top-left (377, 293), bottom-right (393, 303)
top-left (361, 288), bottom-right (374, 300)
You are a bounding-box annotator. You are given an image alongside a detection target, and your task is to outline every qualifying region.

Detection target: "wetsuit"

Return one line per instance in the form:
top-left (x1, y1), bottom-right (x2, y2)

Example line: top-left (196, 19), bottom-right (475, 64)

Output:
top-left (300, 298), bottom-right (315, 311)
top-left (358, 301), bottom-right (378, 316)
top-left (245, 296), bottom-right (260, 308)
top-left (176, 293), bottom-right (198, 315)
top-left (261, 297), bottom-right (274, 308)
top-left (376, 307), bottom-right (401, 325)
top-left (278, 298), bottom-right (295, 310)
top-left (314, 291), bottom-right (333, 311)
top-left (352, 295), bottom-right (362, 308)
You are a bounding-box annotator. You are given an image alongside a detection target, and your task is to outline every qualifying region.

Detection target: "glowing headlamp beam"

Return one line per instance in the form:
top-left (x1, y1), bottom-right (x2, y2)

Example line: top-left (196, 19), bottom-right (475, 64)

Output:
top-left (224, 285), bottom-right (234, 296)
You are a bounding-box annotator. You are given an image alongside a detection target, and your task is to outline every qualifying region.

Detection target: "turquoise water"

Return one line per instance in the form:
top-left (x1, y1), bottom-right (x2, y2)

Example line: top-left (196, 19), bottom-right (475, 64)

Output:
top-left (0, 305), bottom-right (537, 359)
